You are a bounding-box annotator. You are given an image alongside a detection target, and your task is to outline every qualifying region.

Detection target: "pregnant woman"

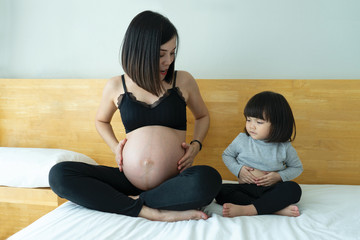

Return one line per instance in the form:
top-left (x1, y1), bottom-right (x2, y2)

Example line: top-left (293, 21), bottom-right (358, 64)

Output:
top-left (49, 10), bottom-right (221, 222)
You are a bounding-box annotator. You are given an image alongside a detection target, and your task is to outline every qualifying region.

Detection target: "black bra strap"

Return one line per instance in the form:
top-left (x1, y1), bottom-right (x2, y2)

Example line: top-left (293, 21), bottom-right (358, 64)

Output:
top-left (121, 75), bottom-right (127, 92)
top-left (172, 71), bottom-right (177, 88)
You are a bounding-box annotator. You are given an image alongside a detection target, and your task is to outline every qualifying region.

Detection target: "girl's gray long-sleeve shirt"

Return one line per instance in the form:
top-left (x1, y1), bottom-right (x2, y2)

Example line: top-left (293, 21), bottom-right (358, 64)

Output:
top-left (223, 133), bottom-right (303, 181)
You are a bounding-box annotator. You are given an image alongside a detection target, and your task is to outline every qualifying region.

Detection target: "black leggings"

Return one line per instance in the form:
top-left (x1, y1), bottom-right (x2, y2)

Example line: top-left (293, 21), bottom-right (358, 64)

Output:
top-left (215, 181), bottom-right (302, 215)
top-left (49, 162), bottom-right (222, 217)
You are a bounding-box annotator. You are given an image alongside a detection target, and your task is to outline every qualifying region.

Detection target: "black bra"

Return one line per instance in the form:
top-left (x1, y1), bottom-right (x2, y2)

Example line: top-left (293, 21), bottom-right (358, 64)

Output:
top-left (117, 72), bottom-right (187, 133)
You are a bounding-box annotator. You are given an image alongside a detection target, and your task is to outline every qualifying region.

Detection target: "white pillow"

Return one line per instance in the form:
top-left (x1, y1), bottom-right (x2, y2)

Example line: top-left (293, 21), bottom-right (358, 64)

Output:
top-left (0, 147), bottom-right (98, 188)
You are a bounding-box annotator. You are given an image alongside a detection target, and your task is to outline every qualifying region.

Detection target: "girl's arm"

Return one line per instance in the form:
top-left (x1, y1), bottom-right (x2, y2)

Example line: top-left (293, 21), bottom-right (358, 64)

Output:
top-left (222, 134), bottom-right (258, 184)
top-left (222, 137), bottom-right (244, 177)
top-left (277, 144), bottom-right (303, 182)
top-left (255, 144), bottom-right (303, 186)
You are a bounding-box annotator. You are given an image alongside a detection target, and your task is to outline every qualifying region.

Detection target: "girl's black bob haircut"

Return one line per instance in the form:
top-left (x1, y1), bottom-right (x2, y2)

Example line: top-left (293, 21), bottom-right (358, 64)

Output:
top-left (121, 10), bottom-right (178, 96)
top-left (244, 91), bottom-right (296, 142)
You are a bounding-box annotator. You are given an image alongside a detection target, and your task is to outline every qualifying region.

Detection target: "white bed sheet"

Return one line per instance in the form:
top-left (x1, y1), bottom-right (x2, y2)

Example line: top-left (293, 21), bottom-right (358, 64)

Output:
top-left (9, 184), bottom-right (360, 240)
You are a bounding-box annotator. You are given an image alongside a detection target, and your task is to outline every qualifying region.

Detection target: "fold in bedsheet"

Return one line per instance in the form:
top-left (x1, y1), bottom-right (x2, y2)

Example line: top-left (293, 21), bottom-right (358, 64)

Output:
top-left (9, 184), bottom-right (360, 240)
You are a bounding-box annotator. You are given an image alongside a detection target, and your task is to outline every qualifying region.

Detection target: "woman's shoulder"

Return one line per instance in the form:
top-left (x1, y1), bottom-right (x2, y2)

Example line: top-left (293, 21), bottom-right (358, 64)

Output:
top-left (108, 75), bottom-right (123, 87)
top-left (176, 70), bottom-right (196, 85)
top-left (176, 70), bottom-right (192, 77)
top-left (102, 75), bottom-right (124, 102)
top-left (105, 75), bottom-right (123, 92)
top-left (175, 70), bottom-right (199, 94)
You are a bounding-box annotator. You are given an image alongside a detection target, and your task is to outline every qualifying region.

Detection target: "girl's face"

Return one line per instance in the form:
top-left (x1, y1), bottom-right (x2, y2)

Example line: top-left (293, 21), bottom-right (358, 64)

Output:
top-left (246, 116), bottom-right (271, 140)
top-left (159, 36), bottom-right (176, 81)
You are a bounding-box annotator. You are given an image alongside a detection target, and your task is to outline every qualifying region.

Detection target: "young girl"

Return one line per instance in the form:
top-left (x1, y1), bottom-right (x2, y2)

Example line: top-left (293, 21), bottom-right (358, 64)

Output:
top-left (215, 91), bottom-right (303, 217)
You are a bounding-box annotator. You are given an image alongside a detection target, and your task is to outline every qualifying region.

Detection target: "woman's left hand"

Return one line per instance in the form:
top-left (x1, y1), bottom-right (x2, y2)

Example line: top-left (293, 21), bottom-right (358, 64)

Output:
top-left (254, 172), bottom-right (282, 187)
top-left (177, 142), bottom-right (198, 172)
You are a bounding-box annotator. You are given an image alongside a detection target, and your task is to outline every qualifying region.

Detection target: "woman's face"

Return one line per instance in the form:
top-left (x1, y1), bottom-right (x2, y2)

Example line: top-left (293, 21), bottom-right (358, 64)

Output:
top-left (159, 36), bottom-right (176, 81)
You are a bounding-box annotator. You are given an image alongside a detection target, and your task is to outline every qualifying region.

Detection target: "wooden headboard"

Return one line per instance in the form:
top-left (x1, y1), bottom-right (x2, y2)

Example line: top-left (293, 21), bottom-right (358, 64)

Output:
top-left (1, 79), bottom-right (359, 185)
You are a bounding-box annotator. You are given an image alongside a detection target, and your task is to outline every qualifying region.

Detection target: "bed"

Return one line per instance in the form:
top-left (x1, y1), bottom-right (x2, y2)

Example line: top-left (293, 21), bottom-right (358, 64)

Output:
top-left (1, 78), bottom-right (360, 240)
top-left (7, 183), bottom-right (360, 240)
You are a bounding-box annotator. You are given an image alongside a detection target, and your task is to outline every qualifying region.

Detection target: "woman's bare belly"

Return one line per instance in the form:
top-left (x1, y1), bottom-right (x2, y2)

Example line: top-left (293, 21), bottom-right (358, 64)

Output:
top-left (122, 126), bottom-right (186, 190)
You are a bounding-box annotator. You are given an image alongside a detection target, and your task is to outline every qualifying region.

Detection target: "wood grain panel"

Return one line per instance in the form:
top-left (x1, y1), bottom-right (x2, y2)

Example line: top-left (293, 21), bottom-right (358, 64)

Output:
top-left (0, 79), bottom-right (120, 168)
top-left (1, 79), bottom-right (360, 184)
top-left (0, 202), bottom-right (58, 239)
top-left (0, 187), bottom-right (66, 206)
top-left (0, 186), bottom-right (66, 238)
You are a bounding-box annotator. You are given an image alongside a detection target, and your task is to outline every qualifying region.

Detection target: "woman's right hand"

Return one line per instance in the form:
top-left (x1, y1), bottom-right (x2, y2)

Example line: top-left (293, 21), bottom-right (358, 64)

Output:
top-left (238, 166), bottom-right (257, 184)
top-left (115, 138), bottom-right (127, 172)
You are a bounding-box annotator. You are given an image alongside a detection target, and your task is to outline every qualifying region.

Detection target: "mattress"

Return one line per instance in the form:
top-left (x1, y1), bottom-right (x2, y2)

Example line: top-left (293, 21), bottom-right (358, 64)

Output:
top-left (8, 184), bottom-right (360, 240)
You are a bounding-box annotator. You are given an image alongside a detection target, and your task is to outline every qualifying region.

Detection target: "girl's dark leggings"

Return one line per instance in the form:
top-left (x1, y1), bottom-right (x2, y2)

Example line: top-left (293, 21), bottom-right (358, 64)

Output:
top-left (49, 162), bottom-right (222, 217)
top-left (215, 181), bottom-right (302, 215)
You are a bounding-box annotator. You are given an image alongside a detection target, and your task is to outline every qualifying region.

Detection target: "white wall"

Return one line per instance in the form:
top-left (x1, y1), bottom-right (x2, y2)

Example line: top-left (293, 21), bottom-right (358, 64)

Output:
top-left (1, 0), bottom-right (359, 79)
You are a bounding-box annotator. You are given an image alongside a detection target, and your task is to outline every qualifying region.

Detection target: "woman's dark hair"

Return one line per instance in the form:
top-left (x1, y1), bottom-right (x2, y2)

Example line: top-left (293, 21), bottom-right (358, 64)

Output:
top-left (244, 91), bottom-right (296, 142)
top-left (121, 10), bottom-right (178, 96)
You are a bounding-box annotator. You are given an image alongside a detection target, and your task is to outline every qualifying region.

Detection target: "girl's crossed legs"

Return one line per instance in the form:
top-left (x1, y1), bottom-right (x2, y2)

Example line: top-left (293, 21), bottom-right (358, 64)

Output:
top-left (215, 181), bottom-right (302, 217)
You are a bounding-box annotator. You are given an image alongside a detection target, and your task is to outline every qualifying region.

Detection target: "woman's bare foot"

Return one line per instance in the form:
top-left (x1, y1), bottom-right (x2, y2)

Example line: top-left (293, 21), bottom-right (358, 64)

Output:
top-left (138, 205), bottom-right (209, 222)
top-left (222, 203), bottom-right (257, 217)
top-left (275, 205), bottom-right (300, 217)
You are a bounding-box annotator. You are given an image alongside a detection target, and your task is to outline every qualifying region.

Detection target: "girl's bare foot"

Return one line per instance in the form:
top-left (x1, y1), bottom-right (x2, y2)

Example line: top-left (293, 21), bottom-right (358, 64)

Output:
top-left (275, 205), bottom-right (300, 217)
top-left (138, 205), bottom-right (209, 222)
top-left (222, 203), bottom-right (257, 217)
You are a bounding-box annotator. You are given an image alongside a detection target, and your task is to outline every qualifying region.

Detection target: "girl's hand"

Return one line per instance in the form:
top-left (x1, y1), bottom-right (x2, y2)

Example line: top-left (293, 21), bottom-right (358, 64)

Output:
top-left (254, 172), bottom-right (281, 187)
top-left (177, 142), bottom-right (198, 172)
top-left (115, 138), bottom-right (127, 172)
top-left (238, 166), bottom-right (257, 184)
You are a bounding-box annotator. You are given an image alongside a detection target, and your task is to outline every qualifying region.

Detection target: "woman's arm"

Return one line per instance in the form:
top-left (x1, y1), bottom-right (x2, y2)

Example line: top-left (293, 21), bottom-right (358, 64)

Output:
top-left (186, 75), bottom-right (209, 146)
top-left (95, 77), bottom-right (120, 153)
top-left (95, 77), bottom-right (125, 170)
top-left (177, 71), bottom-right (210, 171)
